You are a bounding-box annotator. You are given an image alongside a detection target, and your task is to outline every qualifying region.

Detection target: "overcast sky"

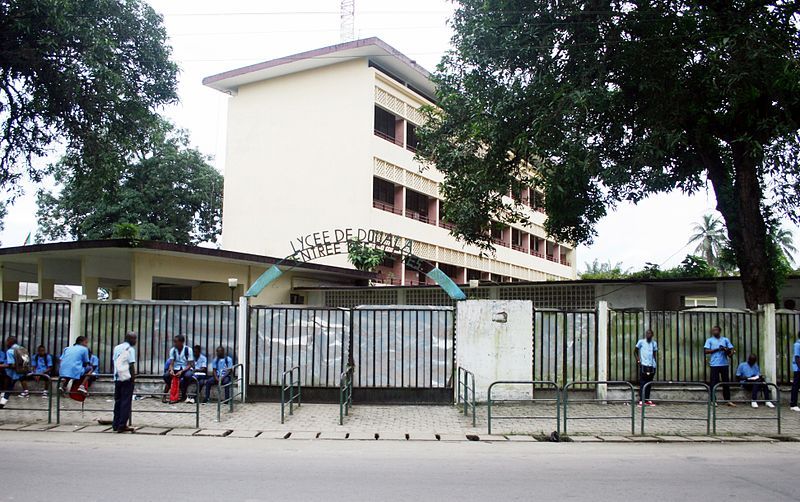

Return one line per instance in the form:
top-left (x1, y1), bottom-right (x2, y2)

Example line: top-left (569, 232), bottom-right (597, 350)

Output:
top-left (2, 0), bottom-right (796, 271)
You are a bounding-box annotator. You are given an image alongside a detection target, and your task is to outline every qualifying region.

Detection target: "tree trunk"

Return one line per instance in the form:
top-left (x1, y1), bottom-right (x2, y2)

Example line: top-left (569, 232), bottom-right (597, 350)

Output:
top-left (704, 143), bottom-right (777, 310)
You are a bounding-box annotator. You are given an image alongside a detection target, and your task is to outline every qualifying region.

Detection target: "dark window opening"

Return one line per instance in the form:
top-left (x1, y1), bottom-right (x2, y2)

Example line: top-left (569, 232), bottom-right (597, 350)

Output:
top-left (406, 122), bottom-right (419, 152)
top-left (373, 177), bottom-right (395, 205)
top-left (405, 189), bottom-right (429, 217)
top-left (374, 106), bottom-right (396, 142)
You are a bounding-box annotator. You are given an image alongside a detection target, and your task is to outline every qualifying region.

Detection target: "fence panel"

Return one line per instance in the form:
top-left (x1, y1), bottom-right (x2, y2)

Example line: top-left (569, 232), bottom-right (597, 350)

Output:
top-left (248, 307), bottom-right (348, 387)
top-left (0, 301), bottom-right (70, 358)
top-left (533, 310), bottom-right (597, 386)
top-left (777, 312), bottom-right (799, 383)
top-left (351, 307), bottom-right (454, 388)
top-left (608, 309), bottom-right (762, 383)
top-left (82, 301), bottom-right (238, 375)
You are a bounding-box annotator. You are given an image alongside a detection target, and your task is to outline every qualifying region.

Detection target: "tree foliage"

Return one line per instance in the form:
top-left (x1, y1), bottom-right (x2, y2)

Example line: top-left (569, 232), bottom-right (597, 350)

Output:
top-left (346, 239), bottom-right (386, 272)
top-left (688, 214), bottom-right (728, 268)
top-left (583, 255), bottom-right (717, 280)
top-left (36, 120), bottom-right (223, 245)
top-left (0, 0), bottom-right (178, 192)
top-left (418, 0), bottom-right (800, 308)
top-left (580, 259), bottom-right (629, 279)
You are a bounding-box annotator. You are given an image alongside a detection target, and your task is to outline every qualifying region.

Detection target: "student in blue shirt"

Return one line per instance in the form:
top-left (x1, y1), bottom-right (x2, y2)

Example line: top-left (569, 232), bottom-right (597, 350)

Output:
top-left (162, 334), bottom-right (194, 403)
top-left (112, 332), bottom-right (137, 433)
top-left (31, 345), bottom-right (54, 398)
top-left (58, 336), bottom-right (92, 395)
top-left (188, 345), bottom-right (208, 405)
top-left (0, 347), bottom-right (6, 407)
top-left (634, 329), bottom-right (658, 406)
top-left (1, 336), bottom-right (30, 406)
top-left (735, 353), bottom-right (775, 408)
top-left (790, 336), bottom-right (800, 412)
top-left (704, 326), bottom-right (736, 406)
top-left (203, 346), bottom-right (233, 404)
top-left (88, 350), bottom-right (100, 383)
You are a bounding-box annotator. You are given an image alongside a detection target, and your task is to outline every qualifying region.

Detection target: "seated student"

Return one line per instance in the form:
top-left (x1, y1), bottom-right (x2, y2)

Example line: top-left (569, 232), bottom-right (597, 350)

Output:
top-left (58, 336), bottom-right (93, 395)
top-left (203, 346), bottom-right (233, 404)
top-left (735, 353), bottom-right (775, 409)
top-left (88, 350), bottom-right (100, 382)
top-left (187, 345), bottom-right (208, 405)
top-left (0, 344), bottom-right (6, 407)
top-left (1, 336), bottom-right (30, 406)
top-left (163, 334), bottom-right (194, 403)
top-left (31, 345), bottom-right (54, 398)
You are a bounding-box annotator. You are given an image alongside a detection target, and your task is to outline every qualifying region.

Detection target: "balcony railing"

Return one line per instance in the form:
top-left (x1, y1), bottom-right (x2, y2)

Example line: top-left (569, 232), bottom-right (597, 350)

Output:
top-left (546, 255), bottom-right (559, 263)
top-left (374, 129), bottom-right (403, 146)
top-left (531, 250), bottom-right (544, 258)
top-left (405, 210), bottom-right (433, 225)
top-left (374, 276), bottom-right (401, 285)
top-left (492, 238), bottom-right (510, 248)
top-left (406, 143), bottom-right (418, 154)
top-left (439, 220), bottom-right (456, 231)
top-left (512, 244), bottom-right (526, 252)
top-left (373, 200), bottom-right (402, 215)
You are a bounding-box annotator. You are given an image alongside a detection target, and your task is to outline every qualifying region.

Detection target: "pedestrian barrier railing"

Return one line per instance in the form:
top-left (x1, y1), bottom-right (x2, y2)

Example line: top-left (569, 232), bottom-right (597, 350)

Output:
top-left (0, 373), bottom-right (53, 423)
top-left (562, 381), bottom-right (636, 435)
top-left (712, 382), bottom-right (781, 434)
top-left (640, 381), bottom-right (711, 435)
top-left (457, 366), bottom-right (476, 427)
top-left (339, 365), bottom-right (354, 426)
top-left (217, 364), bottom-right (245, 423)
top-left (487, 380), bottom-right (560, 435)
top-left (55, 374), bottom-right (202, 428)
top-left (281, 366), bottom-right (301, 424)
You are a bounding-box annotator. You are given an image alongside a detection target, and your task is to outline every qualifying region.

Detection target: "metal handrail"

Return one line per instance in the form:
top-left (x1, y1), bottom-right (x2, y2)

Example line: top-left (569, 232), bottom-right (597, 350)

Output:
top-left (457, 366), bottom-right (476, 427)
top-left (216, 363), bottom-right (245, 423)
top-left (712, 381), bottom-right (781, 434)
top-left (339, 365), bottom-right (354, 426)
top-left (55, 374), bottom-right (201, 428)
top-left (487, 380), bottom-right (560, 435)
top-left (281, 366), bottom-right (301, 424)
top-left (640, 381), bottom-right (711, 435)
top-left (0, 373), bottom-right (53, 423)
top-left (562, 380), bottom-right (636, 435)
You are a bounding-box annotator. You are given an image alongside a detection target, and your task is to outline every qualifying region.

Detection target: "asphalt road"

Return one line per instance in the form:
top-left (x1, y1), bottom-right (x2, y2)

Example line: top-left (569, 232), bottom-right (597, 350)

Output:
top-left (1, 432), bottom-right (798, 501)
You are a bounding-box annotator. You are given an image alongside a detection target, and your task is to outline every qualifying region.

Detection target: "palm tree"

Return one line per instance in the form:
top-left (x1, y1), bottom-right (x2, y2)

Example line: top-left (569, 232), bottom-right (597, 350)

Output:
top-left (772, 227), bottom-right (797, 266)
top-left (688, 214), bottom-right (728, 268)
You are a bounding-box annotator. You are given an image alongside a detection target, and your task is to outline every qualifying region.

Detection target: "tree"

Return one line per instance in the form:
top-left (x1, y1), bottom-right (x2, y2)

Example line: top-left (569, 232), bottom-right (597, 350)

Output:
top-left (580, 259), bottom-right (629, 280)
top-left (772, 226), bottom-right (797, 266)
top-left (688, 214), bottom-right (728, 268)
top-left (0, 0), bottom-right (178, 193)
top-left (346, 239), bottom-right (386, 272)
top-left (36, 120), bottom-right (223, 245)
top-left (418, 1), bottom-right (800, 308)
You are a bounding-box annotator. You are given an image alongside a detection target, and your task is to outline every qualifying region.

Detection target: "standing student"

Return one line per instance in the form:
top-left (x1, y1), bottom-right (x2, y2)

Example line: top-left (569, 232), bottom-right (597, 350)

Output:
top-left (58, 336), bottom-right (92, 395)
top-left (1, 336), bottom-right (30, 407)
top-left (112, 332), bottom-right (137, 433)
top-left (790, 335), bottom-right (800, 412)
top-left (163, 335), bottom-right (194, 403)
top-left (634, 329), bottom-right (658, 407)
top-left (735, 353), bottom-right (775, 408)
top-left (204, 346), bottom-right (233, 404)
top-left (31, 345), bottom-right (53, 398)
top-left (704, 326), bottom-right (736, 406)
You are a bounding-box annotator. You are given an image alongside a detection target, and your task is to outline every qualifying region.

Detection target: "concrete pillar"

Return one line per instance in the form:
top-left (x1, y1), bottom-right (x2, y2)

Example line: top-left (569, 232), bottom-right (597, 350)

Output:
top-left (596, 300), bottom-right (609, 400)
top-left (0, 267), bottom-right (19, 301)
top-left (69, 294), bottom-right (84, 345)
top-left (82, 276), bottom-right (99, 300)
top-left (237, 295), bottom-right (248, 402)
top-left (130, 253), bottom-right (152, 300)
top-left (759, 303), bottom-right (777, 385)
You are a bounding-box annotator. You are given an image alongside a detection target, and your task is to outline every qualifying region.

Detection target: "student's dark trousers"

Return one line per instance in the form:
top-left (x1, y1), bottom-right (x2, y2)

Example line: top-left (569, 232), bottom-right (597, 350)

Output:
top-left (741, 381), bottom-right (771, 401)
top-left (113, 380), bottom-right (134, 430)
top-left (710, 365), bottom-right (731, 401)
top-left (791, 371), bottom-right (800, 407)
top-left (639, 366), bottom-right (655, 401)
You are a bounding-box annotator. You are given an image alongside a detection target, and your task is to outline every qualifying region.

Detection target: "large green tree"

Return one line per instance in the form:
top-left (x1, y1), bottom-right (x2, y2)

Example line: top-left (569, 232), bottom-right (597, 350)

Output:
top-left (0, 0), bottom-right (178, 192)
top-left (418, 0), bottom-right (800, 308)
top-left (36, 120), bottom-right (223, 245)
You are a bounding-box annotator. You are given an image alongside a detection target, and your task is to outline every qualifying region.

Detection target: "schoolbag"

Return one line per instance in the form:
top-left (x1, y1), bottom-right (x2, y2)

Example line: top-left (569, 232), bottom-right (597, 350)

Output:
top-left (13, 346), bottom-right (31, 374)
top-left (115, 345), bottom-right (132, 381)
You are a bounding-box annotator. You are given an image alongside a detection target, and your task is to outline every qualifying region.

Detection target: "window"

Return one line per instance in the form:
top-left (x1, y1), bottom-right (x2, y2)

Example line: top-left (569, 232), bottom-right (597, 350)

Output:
top-left (511, 229), bottom-right (522, 247)
top-left (405, 189), bottom-right (429, 217)
top-left (373, 177), bottom-right (395, 205)
top-left (374, 106), bottom-right (397, 142)
top-left (406, 122), bottom-right (419, 152)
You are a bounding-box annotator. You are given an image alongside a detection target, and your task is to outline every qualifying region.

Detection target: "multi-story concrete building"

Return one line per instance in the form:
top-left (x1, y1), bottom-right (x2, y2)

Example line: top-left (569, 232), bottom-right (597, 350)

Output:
top-left (204, 38), bottom-right (576, 285)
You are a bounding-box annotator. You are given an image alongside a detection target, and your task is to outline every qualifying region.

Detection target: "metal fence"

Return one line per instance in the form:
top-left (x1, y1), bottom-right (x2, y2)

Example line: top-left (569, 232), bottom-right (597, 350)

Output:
top-left (82, 301), bottom-right (238, 375)
top-left (777, 312), bottom-right (799, 383)
top-left (608, 309), bottom-right (762, 383)
top-left (351, 307), bottom-right (454, 388)
top-left (0, 301), bottom-right (70, 358)
top-left (248, 307), bottom-right (348, 387)
top-left (533, 310), bottom-right (597, 386)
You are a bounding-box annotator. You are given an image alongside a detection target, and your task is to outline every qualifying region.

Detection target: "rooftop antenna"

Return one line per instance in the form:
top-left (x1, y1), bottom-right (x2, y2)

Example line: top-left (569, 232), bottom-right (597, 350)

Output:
top-left (340, 0), bottom-right (355, 42)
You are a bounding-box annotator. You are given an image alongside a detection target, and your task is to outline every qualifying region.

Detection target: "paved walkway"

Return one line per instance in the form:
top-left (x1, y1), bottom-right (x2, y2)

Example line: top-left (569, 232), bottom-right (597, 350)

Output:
top-left (1, 394), bottom-right (799, 439)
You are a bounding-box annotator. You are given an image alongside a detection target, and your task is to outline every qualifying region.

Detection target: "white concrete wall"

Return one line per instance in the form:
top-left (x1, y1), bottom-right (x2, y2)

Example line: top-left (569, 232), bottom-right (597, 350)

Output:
top-left (455, 300), bottom-right (533, 402)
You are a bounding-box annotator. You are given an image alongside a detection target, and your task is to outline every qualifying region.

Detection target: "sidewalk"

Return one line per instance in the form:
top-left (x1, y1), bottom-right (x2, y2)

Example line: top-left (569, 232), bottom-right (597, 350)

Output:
top-left (1, 394), bottom-right (799, 439)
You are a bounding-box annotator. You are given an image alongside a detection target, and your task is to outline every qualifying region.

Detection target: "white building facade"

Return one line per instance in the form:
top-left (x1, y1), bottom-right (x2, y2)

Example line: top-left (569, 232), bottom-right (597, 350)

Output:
top-left (204, 38), bottom-right (577, 285)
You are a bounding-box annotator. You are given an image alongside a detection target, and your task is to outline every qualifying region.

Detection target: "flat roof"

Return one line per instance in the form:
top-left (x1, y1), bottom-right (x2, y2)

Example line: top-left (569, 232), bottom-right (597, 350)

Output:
top-left (0, 239), bottom-right (373, 280)
top-left (202, 37), bottom-right (435, 98)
